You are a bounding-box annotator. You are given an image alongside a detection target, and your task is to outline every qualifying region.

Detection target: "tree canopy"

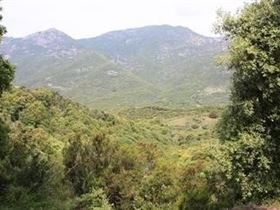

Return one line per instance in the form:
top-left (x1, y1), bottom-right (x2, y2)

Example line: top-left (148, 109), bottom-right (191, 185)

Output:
top-left (214, 0), bottom-right (280, 205)
top-left (0, 3), bottom-right (14, 95)
top-left (217, 0), bottom-right (280, 140)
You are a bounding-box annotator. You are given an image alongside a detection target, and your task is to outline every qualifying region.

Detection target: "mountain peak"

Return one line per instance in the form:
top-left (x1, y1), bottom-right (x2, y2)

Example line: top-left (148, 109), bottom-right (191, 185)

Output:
top-left (21, 28), bottom-right (79, 51)
top-left (24, 28), bottom-right (72, 39)
top-left (103, 25), bottom-right (200, 37)
top-left (45, 27), bottom-right (61, 32)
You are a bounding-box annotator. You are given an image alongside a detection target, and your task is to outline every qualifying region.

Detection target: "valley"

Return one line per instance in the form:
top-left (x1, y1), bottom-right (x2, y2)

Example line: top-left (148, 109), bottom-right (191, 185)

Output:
top-left (0, 87), bottom-right (222, 209)
top-left (0, 24), bottom-right (230, 209)
top-left (1, 0), bottom-right (279, 208)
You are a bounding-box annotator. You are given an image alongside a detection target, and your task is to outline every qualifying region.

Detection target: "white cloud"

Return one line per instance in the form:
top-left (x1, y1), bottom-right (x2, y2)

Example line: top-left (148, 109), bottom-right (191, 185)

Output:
top-left (2, 0), bottom-right (252, 38)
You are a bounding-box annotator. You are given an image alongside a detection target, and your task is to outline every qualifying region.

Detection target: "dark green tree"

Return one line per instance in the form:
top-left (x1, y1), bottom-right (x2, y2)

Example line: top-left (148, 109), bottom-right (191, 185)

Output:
top-left (216, 0), bottom-right (280, 141)
top-left (0, 2), bottom-right (14, 95)
top-left (0, 1), bottom-right (15, 201)
top-left (214, 0), bottom-right (280, 204)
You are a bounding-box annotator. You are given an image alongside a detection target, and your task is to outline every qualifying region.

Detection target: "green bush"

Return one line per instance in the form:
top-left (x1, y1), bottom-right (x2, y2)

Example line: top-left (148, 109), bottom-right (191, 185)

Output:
top-left (208, 112), bottom-right (218, 119)
top-left (191, 124), bottom-right (200, 129)
top-left (73, 189), bottom-right (112, 210)
top-left (211, 133), bottom-right (277, 205)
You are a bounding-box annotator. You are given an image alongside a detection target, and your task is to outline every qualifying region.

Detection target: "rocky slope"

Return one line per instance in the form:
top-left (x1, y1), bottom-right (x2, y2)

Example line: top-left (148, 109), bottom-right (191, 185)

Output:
top-left (0, 25), bottom-right (230, 109)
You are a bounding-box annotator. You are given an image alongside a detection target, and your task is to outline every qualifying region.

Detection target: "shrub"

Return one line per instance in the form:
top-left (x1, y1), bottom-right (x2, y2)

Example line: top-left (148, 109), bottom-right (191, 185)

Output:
top-left (210, 133), bottom-right (279, 206)
top-left (208, 112), bottom-right (218, 119)
top-left (191, 124), bottom-right (200, 129)
top-left (73, 188), bottom-right (112, 210)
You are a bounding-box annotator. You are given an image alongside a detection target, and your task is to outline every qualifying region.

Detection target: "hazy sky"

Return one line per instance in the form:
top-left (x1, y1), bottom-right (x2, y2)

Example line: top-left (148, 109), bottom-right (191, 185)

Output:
top-left (2, 0), bottom-right (252, 39)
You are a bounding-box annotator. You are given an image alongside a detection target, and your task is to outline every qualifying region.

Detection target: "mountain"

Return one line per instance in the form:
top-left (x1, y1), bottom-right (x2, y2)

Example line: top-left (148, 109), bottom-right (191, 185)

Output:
top-left (79, 25), bottom-right (224, 69)
top-left (1, 28), bottom-right (81, 58)
top-left (1, 28), bottom-right (157, 108)
top-left (79, 25), bottom-right (227, 80)
top-left (79, 25), bottom-right (230, 106)
top-left (0, 25), bottom-right (230, 109)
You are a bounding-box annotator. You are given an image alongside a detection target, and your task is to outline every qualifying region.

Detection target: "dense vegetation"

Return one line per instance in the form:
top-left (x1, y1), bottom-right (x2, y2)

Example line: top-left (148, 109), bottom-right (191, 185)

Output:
top-left (198, 0), bottom-right (280, 208)
top-left (214, 0), bottom-right (280, 204)
top-left (0, 11), bottom-right (14, 95)
top-left (0, 87), bottom-right (221, 209)
top-left (1, 0), bottom-right (280, 209)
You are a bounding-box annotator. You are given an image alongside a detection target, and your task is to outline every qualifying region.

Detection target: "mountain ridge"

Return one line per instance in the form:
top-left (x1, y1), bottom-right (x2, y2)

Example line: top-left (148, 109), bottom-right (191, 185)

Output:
top-left (4, 25), bottom-right (221, 40)
top-left (0, 25), bottom-right (230, 109)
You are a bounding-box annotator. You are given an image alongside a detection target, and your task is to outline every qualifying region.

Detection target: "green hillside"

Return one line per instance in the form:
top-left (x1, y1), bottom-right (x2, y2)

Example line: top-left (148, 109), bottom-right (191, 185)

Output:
top-left (1, 0), bottom-right (279, 209)
top-left (1, 25), bottom-right (230, 109)
top-left (80, 25), bottom-right (230, 107)
top-left (0, 87), bottom-right (221, 209)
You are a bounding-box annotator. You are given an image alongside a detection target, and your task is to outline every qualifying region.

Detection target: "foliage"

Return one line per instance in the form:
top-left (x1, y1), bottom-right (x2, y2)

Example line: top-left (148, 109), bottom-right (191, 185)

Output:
top-left (73, 188), bottom-right (112, 210)
top-left (0, 3), bottom-right (14, 95)
top-left (64, 133), bottom-right (118, 195)
top-left (179, 149), bottom-right (219, 210)
top-left (213, 0), bottom-right (280, 206)
top-left (213, 133), bottom-right (276, 206)
top-left (0, 86), bottom-right (223, 209)
top-left (216, 0), bottom-right (280, 140)
top-left (139, 164), bottom-right (180, 209)
top-left (208, 111), bottom-right (219, 119)
top-left (0, 57), bottom-right (15, 95)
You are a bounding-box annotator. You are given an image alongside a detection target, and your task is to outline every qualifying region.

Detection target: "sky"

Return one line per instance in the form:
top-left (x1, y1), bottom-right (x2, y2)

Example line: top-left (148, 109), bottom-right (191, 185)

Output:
top-left (2, 0), bottom-right (253, 39)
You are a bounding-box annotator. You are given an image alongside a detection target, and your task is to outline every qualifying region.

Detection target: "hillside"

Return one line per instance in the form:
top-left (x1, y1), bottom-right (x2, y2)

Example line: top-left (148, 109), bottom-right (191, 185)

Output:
top-left (1, 25), bottom-right (230, 109)
top-left (1, 0), bottom-right (280, 209)
top-left (0, 87), bottom-right (221, 209)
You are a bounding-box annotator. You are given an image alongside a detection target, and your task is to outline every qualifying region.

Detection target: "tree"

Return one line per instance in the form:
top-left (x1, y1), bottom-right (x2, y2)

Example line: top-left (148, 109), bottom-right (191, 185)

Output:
top-left (0, 1), bottom-right (16, 204)
top-left (216, 0), bottom-right (280, 141)
top-left (63, 133), bottom-right (117, 195)
top-left (0, 3), bottom-right (14, 95)
top-left (214, 0), bottom-right (280, 204)
top-left (73, 188), bottom-right (112, 210)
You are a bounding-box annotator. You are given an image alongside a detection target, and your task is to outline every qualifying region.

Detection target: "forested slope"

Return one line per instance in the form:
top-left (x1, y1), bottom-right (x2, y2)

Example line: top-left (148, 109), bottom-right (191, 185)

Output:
top-left (0, 87), bottom-right (221, 209)
top-left (1, 0), bottom-right (280, 209)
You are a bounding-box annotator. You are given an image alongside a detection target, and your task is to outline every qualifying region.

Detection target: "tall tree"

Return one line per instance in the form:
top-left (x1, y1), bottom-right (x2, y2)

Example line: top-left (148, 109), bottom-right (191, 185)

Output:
top-left (217, 0), bottom-right (280, 141)
top-left (0, 2), bottom-right (15, 206)
top-left (0, 2), bottom-right (14, 95)
top-left (214, 0), bottom-right (280, 204)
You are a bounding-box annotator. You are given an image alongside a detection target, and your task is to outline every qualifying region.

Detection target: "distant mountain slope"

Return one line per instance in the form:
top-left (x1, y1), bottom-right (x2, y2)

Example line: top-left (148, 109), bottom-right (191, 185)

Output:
top-left (79, 25), bottom-right (227, 81)
top-left (0, 25), bottom-right (230, 109)
top-left (1, 29), bottom-right (158, 108)
top-left (2, 28), bottom-right (81, 58)
top-left (80, 25), bottom-right (220, 58)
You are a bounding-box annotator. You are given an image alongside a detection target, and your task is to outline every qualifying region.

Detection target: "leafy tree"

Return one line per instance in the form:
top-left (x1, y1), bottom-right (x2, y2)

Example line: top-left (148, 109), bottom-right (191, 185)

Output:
top-left (216, 0), bottom-right (280, 140)
top-left (64, 133), bottom-right (117, 195)
top-left (214, 0), bottom-right (280, 204)
top-left (0, 2), bottom-right (14, 95)
top-left (73, 188), bottom-right (112, 210)
top-left (0, 118), bottom-right (10, 193)
top-left (139, 164), bottom-right (179, 208)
